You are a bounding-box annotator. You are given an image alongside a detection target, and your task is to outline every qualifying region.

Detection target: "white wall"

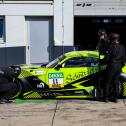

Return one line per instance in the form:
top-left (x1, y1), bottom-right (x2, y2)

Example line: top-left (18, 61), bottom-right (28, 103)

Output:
top-left (54, 0), bottom-right (63, 46)
top-left (0, 1), bottom-right (74, 47)
top-left (64, 0), bottom-right (73, 46)
top-left (0, 2), bottom-right (53, 48)
top-left (54, 0), bottom-right (74, 46)
top-left (0, 3), bottom-right (53, 16)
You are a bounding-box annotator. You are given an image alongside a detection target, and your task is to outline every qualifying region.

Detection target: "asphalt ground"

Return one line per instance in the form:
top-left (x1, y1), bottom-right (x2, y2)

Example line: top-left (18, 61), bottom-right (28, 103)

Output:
top-left (0, 99), bottom-right (126, 126)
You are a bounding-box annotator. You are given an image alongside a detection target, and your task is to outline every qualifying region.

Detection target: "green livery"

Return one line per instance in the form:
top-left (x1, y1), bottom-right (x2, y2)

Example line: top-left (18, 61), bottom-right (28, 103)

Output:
top-left (9, 51), bottom-right (126, 99)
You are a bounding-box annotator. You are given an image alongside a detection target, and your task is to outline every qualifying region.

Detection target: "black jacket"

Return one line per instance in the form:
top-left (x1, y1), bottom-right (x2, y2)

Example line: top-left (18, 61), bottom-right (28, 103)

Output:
top-left (96, 39), bottom-right (110, 55)
top-left (102, 42), bottom-right (125, 67)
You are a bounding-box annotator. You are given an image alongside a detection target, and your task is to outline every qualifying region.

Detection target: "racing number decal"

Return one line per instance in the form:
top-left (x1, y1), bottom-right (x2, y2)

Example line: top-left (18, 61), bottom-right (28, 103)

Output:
top-left (53, 78), bottom-right (58, 84)
top-left (48, 73), bottom-right (64, 88)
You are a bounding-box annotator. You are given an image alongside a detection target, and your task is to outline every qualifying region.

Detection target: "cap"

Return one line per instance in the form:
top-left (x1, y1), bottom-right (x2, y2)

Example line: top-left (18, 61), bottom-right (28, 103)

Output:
top-left (98, 29), bottom-right (106, 36)
top-left (109, 33), bottom-right (120, 40)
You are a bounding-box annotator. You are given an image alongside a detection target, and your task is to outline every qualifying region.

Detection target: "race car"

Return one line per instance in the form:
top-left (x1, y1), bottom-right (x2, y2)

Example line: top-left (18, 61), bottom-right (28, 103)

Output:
top-left (9, 50), bottom-right (126, 99)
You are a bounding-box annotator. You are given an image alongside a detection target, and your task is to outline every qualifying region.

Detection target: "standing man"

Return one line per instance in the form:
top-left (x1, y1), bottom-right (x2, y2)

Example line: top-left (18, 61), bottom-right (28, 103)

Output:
top-left (102, 33), bottom-right (125, 103)
top-left (96, 29), bottom-right (110, 55)
top-left (96, 29), bottom-right (110, 100)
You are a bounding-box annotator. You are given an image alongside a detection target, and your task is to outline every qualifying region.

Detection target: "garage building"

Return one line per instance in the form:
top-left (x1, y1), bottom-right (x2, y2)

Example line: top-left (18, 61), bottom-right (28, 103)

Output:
top-left (0, 0), bottom-right (126, 66)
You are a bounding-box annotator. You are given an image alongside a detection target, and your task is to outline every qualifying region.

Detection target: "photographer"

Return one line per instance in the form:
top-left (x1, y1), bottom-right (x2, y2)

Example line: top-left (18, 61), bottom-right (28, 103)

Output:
top-left (0, 67), bottom-right (16, 104)
top-left (96, 29), bottom-right (110, 55)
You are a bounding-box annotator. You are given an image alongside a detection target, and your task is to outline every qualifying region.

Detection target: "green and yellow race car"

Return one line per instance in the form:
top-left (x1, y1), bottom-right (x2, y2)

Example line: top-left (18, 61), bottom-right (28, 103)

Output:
top-left (10, 50), bottom-right (126, 99)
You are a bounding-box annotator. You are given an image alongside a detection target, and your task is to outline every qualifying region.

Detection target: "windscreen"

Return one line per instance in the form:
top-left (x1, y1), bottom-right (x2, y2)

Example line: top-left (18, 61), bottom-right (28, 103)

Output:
top-left (46, 55), bottom-right (66, 68)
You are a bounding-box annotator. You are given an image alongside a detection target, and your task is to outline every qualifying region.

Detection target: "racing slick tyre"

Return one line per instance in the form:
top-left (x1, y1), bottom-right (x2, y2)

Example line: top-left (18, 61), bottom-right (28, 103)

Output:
top-left (5, 79), bottom-right (22, 100)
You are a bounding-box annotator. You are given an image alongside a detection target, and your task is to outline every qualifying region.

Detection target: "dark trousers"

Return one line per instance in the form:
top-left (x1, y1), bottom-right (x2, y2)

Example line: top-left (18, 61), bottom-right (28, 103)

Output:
top-left (104, 63), bottom-right (122, 99)
top-left (0, 78), bottom-right (16, 99)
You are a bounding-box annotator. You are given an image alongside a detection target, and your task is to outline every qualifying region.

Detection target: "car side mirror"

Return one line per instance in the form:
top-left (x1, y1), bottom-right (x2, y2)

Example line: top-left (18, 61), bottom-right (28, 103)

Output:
top-left (55, 64), bottom-right (62, 69)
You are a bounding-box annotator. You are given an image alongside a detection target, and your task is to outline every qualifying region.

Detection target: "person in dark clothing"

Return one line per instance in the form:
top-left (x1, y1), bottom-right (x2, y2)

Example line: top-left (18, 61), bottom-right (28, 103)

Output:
top-left (0, 67), bottom-right (16, 104)
top-left (101, 33), bottom-right (125, 103)
top-left (96, 29), bottom-right (110, 55)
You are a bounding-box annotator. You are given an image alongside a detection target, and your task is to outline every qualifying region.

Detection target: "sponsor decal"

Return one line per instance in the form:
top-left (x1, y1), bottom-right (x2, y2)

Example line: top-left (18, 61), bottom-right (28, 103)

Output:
top-left (66, 71), bottom-right (87, 83)
top-left (34, 71), bottom-right (44, 75)
top-left (66, 68), bottom-right (101, 83)
top-left (37, 82), bottom-right (44, 88)
top-left (74, 91), bottom-right (84, 94)
top-left (48, 73), bottom-right (64, 88)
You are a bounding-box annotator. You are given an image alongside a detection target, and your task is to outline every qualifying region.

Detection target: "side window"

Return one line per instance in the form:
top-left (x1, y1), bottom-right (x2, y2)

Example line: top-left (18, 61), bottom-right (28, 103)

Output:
top-left (63, 57), bottom-right (92, 68)
top-left (0, 17), bottom-right (5, 43)
top-left (63, 57), bottom-right (98, 68)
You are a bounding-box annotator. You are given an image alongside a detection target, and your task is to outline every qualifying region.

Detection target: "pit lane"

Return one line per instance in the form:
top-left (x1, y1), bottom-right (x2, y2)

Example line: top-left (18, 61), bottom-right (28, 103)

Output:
top-left (0, 99), bottom-right (126, 126)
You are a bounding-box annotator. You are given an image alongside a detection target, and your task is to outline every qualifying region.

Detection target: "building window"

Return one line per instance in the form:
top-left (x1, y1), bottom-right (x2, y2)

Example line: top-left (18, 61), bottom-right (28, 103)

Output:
top-left (115, 19), bottom-right (124, 23)
top-left (103, 19), bottom-right (112, 24)
top-left (92, 19), bottom-right (101, 23)
top-left (0, 17), bottom-right (5, 43)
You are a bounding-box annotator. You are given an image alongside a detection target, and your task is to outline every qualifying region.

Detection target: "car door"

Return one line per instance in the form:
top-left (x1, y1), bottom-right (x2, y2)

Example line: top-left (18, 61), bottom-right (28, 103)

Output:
top-left (46, 56), bottom-right (100, 90)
